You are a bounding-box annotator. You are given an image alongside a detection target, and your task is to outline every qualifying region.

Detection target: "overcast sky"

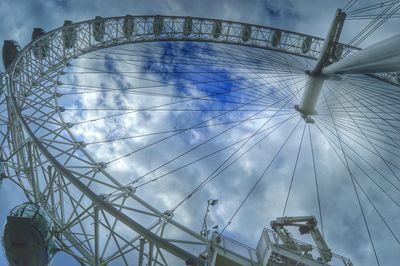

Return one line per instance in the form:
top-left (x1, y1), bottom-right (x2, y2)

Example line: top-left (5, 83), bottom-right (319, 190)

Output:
top-left (1, 0), bottom-right (400, 265)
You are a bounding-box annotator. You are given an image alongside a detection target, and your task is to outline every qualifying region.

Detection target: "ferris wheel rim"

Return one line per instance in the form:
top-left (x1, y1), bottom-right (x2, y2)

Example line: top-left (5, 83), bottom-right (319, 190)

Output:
top-left (5, 15), bottom-right (338, 228)
top-left (4, 15), bottom-right (359, 214)
top-left (5, 15), bottom-right (330, 264)
top-left (4, 14), bottom-right (400, 265)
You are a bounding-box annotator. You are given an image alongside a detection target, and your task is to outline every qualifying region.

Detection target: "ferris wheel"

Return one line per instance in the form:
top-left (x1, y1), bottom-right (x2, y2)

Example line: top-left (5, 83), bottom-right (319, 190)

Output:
top-left (1, 1), bottom-right (400, 265)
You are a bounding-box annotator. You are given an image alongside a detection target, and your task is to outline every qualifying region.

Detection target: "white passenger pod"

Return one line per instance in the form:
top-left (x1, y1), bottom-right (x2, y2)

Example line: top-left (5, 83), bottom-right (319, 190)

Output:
top-left (2, 40), bottom-right (20, 71)
top-left (183, 17), bottom-right (193, 37)
top-left (301, 36), bottom-right (312, 54)
top-left (92, 16), bottom-right (105, 42)
top-left (212, 21), bottom-right (223, 39)
top-left (153, 16), bottom-right (164, 36)
top-left (241, 24), bottom-right (252, 43)
top-left (62, 20), bottom-right (76, 49)
top-left (271, 30), bottom-right (281, 48)
top-left (2, 203), bottom-right (55, 266)
top-left (123, 15), bottom-right (134, 38)
top-left (31, 28), bottom-right (49, 60)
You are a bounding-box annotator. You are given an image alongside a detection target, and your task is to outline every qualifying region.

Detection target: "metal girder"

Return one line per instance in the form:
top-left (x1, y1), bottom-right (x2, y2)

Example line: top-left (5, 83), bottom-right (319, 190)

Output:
top-left (322, 34), bottom-right (400, 75)
top-left (8, 98), bottom-right (205, 264)
top-left (5, 15), bottom-right (398, 86)
top-left (312, 8), bottom-right (346, 74)
top-left (2, 14), bottom-right (396, 266)
top-left (8, 15), bottom-right (361, 77)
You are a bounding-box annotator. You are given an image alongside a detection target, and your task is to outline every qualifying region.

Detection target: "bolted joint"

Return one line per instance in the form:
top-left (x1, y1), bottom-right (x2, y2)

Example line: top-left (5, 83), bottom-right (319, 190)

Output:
top-left (55, 106), bottom-right (65, 112)
top-left (94, 162), bottom-right (107, 172)
top-left (122, 185), bottom-right (136, 196)
top-left (74, 141), bottom-right (87, 149)
top-left (162, 210), bottom-right (174, 219)
top-left (53, 92), bottom-right (63, 98)
top-left (61, 122), bottom-right (73, 129)
top-left (98, 193), bottom-right (109, 201)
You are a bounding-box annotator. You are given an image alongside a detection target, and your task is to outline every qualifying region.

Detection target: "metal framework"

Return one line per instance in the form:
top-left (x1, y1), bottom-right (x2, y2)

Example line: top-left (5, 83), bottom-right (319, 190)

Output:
top-left (1, 14), bottom-right (399, 265)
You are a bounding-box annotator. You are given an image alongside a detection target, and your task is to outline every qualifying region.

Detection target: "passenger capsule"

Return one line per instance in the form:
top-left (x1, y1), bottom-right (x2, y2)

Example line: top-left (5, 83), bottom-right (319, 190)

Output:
top-left (93, 16), bottom-right (105, 42)
top-left (2, 40), bottom-right (20, 71)
top-left (123, 15), bottom-right (134, 38)
top-left (271, 30), bottom-right (282, 48)
top-left (212, 21), bottom-right (222, 39)
top-left (183, 17), bottom-right (192, 37)
top-left (62, 20), bottom-right (76, 49)
top-left (2, 203), bottom-right (55, 266)
top-left (153, 16), bottom-right (164, 36)
top-left (333, 44), bottom-right (344, 62)
top-left (301, 36), bottom-right (312, 54)
top-left (31, 28), bottom-right (49, 60)
top-left (241, 24), bottom-right (252, 42)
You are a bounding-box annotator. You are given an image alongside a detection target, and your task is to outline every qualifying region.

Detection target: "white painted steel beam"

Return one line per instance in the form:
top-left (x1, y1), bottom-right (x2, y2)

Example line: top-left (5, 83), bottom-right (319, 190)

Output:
top-left (295, 76), bottom-right (325, 117)
top-left (323, 34), bottom-right (400, 75)
top-left (9, 96), bottom-right (205, 266)
top-left (94, 206), bottom-right (100, 266)
top-left (312, 9), bottom-right (346, 74)
top-left (2, 14), bottom-right (385, 265)
top-left (296, 9), bottom-right (344, 118)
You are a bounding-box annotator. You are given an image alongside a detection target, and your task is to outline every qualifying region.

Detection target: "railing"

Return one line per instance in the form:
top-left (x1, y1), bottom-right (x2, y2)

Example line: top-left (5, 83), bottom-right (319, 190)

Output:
top-left (217, 234), bottom-right (258, 264)
top-left (257, 228), bottom-right (353, 266)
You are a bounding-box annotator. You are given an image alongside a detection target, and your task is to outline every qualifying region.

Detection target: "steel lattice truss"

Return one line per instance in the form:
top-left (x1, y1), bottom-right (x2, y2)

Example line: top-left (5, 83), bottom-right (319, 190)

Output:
top-left (1, 15), bottom-right (399, 265)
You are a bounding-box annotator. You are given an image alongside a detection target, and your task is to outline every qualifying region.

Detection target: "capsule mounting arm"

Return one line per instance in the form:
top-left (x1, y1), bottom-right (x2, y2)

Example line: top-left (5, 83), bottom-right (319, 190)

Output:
top-left (271, 215), bottom-right (332, 263)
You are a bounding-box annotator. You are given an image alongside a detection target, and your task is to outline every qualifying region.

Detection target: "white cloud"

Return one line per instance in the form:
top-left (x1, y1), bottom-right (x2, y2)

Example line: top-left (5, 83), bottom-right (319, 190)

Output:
top-left (1, 1), bottom-right (400, 265)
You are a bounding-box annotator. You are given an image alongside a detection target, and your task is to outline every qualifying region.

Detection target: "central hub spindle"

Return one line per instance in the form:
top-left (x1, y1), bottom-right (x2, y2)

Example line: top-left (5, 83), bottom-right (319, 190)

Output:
top-left (295, 8), bottom-right (346, 123)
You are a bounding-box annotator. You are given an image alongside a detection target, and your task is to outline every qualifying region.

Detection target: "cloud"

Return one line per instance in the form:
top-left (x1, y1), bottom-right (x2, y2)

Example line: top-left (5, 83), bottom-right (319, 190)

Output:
top-left (1, 1), bottom-right (400, 265)
top-left (55, 40), bottom-right (400, 265)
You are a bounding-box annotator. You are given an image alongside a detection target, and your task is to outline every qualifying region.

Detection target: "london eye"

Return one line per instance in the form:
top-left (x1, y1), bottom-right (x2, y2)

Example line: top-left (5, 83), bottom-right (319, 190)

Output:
top-left (1, 1), bottom-right (400, 265)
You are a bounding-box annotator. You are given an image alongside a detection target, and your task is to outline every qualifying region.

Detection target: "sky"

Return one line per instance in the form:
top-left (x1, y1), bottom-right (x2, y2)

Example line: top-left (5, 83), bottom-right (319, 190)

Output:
top-left (1, 0), bottom-right (400, 265)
